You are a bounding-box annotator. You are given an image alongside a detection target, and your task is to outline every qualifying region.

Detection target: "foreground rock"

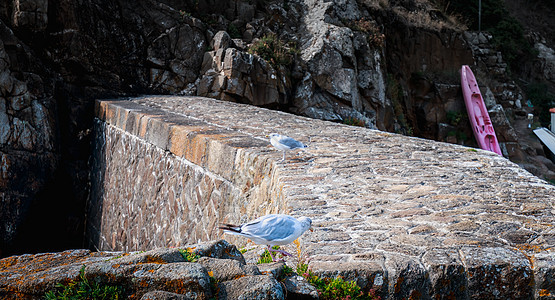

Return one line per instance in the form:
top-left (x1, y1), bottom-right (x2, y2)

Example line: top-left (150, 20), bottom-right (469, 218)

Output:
top-left (0, 240), bottom-right (284, 300)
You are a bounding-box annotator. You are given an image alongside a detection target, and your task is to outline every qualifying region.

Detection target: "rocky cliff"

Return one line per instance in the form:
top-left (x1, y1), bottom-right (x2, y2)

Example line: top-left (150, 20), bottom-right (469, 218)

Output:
top-left (1, 0), bottom-right (554, 257)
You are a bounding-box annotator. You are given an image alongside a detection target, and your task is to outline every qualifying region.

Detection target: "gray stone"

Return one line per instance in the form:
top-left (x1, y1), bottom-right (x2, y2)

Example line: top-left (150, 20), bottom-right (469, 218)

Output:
top-left (460, 247), bottom-right (533, 299)
top-left (212, 31), bottom-right (232, 51)
top-left (217, 275), bottom-right (285, 300)
top-left (310, 261), bottom-right (384, 292)
top-left (257, 261), bottom-right (285, 279)
top-left (0, 98), bottom-right (10, 144)
top-left (283, 275), bottom-right (319, 299)
top-left (189, 240), bottom-right (246, 264)
top-left (141, 291), bottom-right (192, 300)
top-left (422, 249), bottom-right (468, 299)
top-left (384, 255), bottom-right (429, 299)
top-left (197, 257), bottom-right (260, 282)
top-left (110, 248), bottom-right (187, 265)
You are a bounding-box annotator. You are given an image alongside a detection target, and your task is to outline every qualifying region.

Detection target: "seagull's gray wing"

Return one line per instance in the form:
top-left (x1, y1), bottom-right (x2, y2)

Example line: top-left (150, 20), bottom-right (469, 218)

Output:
top-left (241, 215), bottom-right (296, 241)
top-left (278, 137), bottom-right (306, 149)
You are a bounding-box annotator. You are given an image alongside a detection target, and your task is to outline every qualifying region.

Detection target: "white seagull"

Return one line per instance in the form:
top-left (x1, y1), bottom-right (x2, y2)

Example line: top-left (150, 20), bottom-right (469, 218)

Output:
top-left (220, 214), bottom-right (313, 261)
top-left (268, 133), bottom-right (308, 161)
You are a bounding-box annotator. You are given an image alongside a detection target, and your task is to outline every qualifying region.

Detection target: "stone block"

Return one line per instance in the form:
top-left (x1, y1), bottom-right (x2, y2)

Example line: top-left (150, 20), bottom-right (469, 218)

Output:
top-left (310, 261), bottom-right (385, 292)
top-left (145, 116), bottom-right (172, 150)
top-left (206, 139), bottom-right (237, 181)
top-left (460, 247), bottom-right (533, 299)
top-left (422, 248), bottom-right (468, 299)
top-left (217, 275), bottom-right (284, 300)
top-left (533, 252), bottom-right (555, 300)
top-left (197, 257), bottom-right (260, 282)
top-left (141, 291), bottom-right (192, 300)
top-left (384, 255), bottom-right (429, 299)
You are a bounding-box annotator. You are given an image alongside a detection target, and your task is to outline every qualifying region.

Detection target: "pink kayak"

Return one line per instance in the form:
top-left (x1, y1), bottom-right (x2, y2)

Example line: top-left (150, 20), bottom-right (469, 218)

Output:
top-left (460, 65), bottom-right (502, 155)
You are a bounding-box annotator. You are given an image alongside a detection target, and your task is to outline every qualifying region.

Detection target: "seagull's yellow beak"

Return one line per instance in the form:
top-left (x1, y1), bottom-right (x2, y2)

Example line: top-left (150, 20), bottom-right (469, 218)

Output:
top-left (265, 134), bottom-right (269, 138)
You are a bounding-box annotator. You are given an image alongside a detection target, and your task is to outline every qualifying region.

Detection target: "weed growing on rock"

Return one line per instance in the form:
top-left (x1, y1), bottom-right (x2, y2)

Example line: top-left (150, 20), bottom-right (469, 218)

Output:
top-left (248, 33), bottom-right (295, 69)
top-left (343, 117), bottom-right (366, 127)
top-left (282, 264), bottom-right (294, 278)
top-left (227, 24), bottom-right (241, 39)
top-left (446, 111), bottom-right (463, 126)
top-left (179, 248), bottom-right (200, 262)
top-left (348, 18), bottom-right (385, 49)
top-left (293, 240), bottom-right (381, 300)
top-left (257, 246), bottom-right (282, 264)
top-left (297, 262), bottom-right (380, 300)
top-left (44, 265), bottom-right (124, 300)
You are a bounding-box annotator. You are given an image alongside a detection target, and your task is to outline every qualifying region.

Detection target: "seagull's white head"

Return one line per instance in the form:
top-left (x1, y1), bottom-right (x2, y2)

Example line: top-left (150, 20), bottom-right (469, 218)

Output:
top-left (298, 216), bottom-right (313, 233)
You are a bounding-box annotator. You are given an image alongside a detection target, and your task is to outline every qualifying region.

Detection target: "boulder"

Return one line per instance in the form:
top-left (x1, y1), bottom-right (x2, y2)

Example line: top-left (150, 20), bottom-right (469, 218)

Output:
top-left (217, 275), bottom-right (284, 300)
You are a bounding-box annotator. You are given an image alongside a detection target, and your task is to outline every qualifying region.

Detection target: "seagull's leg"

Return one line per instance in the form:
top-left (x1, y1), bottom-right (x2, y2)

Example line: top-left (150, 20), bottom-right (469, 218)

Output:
top-left (268, 247), bottom-right (293, 261)
top-left (281, 151), bottom-right (286, 162)
top-left (272, 249), bottom-right (293, 257)
top-left (267, 245), bottom-right (277, 262)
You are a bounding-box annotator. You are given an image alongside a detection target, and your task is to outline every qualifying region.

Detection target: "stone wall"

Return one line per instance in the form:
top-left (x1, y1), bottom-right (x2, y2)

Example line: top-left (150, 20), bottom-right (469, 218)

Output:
top-left (88, 97), bottom-right (288, 251)
top-left (90, 95), bottom-right (555, 298)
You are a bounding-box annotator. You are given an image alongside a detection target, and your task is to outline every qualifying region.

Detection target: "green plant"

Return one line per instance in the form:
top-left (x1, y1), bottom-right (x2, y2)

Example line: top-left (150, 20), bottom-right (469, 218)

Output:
top-left (446, 111), bottom-right (463, 126)
top-left (295, 239), bottom-right (380, 300)
top-left (227, 24), bottom-right (241, 39)
top-left (44, 265), bottom-right (124, 300)
top-left (282, 264), bottom-right (294, 276)
top-left (343, 117), bottom-right (366, 127)
top-left (297, 262), bottom-right (380, 300)
top-left (257, 246), bottom-right (282, 264)
top-left (248, 33), bottom-right (295, 68)
top-left (348, 18), bottom-right (385, 49)
top-left (179, 248), bottom-right (200, 262)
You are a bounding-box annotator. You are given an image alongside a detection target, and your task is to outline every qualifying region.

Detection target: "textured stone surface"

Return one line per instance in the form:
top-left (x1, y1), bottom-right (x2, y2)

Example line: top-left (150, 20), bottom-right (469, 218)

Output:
top-left (283, 275), bottom-right (319, 299)
top-left (141, 291), bottom-right (194, 300)
top-left (217, 275), bottom-right (284, 300)
top-left (92, 96), bottom-right (555, 298)
top-left (0, 241), bottom-right (274, 299)
top-left (197, 257), bottom-right (260, 282)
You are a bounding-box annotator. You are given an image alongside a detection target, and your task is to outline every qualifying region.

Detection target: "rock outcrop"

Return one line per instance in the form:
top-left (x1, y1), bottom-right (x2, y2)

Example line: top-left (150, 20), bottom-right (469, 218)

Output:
top-left (0, 240), bottom-right (287, 300)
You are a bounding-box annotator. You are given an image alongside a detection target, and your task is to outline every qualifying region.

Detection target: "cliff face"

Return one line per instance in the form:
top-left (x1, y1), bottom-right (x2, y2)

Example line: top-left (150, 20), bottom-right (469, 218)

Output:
top-left (0, 0), bottom-right (554, 257)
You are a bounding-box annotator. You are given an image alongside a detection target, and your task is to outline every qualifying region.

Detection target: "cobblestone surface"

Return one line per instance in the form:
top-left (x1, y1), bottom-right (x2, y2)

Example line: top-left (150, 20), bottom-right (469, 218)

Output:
top-left (93, 96), bottom-right (555, 299)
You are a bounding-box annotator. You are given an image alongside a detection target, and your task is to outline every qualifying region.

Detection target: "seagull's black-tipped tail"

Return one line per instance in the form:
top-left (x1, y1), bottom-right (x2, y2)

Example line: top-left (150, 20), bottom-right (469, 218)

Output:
top-left (219, 224), bottom-right (242, 234)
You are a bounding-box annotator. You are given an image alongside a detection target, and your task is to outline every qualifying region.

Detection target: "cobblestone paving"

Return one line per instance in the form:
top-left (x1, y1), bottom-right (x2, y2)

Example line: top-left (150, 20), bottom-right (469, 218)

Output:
top-left (96, 96), bottom-right (555, 299)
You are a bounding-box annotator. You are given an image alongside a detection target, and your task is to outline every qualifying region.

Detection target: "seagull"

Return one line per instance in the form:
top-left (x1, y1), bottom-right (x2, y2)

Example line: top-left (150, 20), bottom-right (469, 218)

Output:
top-left (220, 214), bottom-right (313, 261)
top-left (267, 133), bottom-right (308, 161)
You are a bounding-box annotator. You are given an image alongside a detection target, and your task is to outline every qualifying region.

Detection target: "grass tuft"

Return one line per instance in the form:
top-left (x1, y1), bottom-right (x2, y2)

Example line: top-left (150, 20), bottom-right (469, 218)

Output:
top-left (179, 248), bottom-right (200, 262)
